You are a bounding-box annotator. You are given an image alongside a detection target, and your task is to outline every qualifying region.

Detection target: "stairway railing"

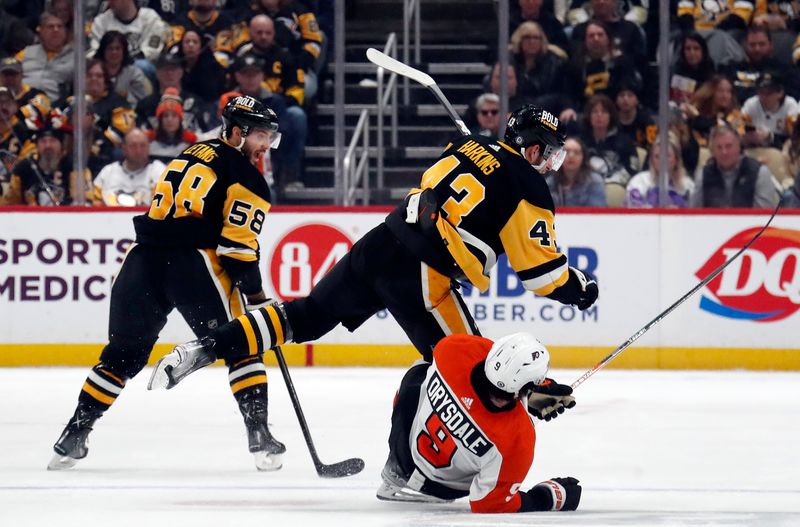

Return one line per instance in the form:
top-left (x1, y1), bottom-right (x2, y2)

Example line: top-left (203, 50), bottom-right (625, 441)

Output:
top-left (343, 109), bottom-right (370, 205)
top-left (376, 32), bottom-right (399, 193)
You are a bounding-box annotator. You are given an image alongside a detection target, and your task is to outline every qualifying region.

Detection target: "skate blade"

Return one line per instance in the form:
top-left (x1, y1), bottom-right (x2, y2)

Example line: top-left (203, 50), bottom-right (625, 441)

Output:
top-left (147, 353), bottom-right (179, 390)
top-left (47, 453), bottom-right (78, 471)
top-left (375, 482), bottom-right (452, 503)
top-left (253, 451), bottom-right (283, 471)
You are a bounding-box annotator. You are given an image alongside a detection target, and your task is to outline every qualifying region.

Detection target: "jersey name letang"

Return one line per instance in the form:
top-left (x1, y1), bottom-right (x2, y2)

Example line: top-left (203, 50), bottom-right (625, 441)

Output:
top-left (456, 140), bottom-right (501, 175)
top-left (183, 143), bottom-right (219, 163)
top-left (427, 372), bottom-right (493, 456)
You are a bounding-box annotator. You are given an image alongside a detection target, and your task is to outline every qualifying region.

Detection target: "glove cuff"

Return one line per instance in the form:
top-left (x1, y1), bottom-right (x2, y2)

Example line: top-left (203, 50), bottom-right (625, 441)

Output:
top-left (534, 479), bottom-right (568, 511)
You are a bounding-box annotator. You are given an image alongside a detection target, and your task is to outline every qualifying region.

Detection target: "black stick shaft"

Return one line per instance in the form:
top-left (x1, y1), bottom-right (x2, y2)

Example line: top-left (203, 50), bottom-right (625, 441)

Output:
top-left (273, 346), bottom-right (323, 468)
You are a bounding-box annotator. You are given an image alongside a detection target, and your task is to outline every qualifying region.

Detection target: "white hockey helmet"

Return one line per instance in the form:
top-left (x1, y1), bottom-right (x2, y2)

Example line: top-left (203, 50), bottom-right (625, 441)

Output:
top-left (484, 332), bottom-right (550, 396)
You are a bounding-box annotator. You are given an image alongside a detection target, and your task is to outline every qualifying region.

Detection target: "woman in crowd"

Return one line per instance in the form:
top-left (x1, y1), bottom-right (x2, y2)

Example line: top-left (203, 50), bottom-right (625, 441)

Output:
top-left (684, 75), bottom-right (746, 146)
top-left (670, 32), bottom-right (716, 104)
top-left (578, 94), bottom-right (640, 184)
top-left (94, 31), bottom-right (152, 105)
top-left (545, 136), bottom-right (607, 207)
top-left (145, 88), bottom-right (197, 163)
top-left (626, 136), bottom-right (694, 208)
top-left (178, 30), bottom-right (226, 103)
top-left (509, 21), bottom-right (567, 111)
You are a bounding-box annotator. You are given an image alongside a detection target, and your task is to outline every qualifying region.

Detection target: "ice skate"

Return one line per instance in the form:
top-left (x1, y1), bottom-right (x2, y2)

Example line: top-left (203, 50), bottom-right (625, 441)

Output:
top-left (376, 459), bottom-right (453, 503)
top-left (47, 406), bottom-right (103, 470)
top-left (148, 337), bottom-right (216, 390)
top-left (239, 387), bottom-right (285, 471)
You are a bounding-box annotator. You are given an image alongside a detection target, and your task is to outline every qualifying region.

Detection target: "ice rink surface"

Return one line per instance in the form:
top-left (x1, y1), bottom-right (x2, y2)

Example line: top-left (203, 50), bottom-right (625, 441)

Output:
top-left (1, 366), bottom-right (799, 527)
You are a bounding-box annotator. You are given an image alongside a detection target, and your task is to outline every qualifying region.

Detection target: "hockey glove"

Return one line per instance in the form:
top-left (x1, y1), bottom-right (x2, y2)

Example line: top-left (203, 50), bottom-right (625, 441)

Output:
top-left (405, 188), bottom-right (439, 235)
top-left (521, 477), bottom-right (581, 511)
top-left (528, 378), bottom-right (576, 421)
top-left (547, 267), bottom-right (598, 311)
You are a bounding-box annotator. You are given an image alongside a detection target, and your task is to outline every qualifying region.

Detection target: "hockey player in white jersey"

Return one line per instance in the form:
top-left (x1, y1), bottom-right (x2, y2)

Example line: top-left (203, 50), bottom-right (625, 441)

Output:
top-left (378, 332), bottom-right (581, 513)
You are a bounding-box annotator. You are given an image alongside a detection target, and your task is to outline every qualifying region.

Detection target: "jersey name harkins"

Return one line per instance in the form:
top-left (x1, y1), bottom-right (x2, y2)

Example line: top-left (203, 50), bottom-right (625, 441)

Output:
top-left (426, 372), bottom-right (493, 456)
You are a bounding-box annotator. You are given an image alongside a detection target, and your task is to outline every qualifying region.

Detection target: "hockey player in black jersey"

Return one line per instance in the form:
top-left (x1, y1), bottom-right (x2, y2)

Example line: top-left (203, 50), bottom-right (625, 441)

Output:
top-left (49, 95), bottom-right (286, 472)
top-left (149, 104), bottom-right (598, 400)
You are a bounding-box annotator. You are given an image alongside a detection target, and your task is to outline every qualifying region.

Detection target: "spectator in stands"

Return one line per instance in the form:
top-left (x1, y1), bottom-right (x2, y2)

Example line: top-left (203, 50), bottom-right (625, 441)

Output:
top-left (0, 8), bottom-right (35, 57)
top-left (676, 0), bottom-right (751, 65)
top-left (566, 0), bottom-right (648, 26)
top-left (742, 71), bottom-right (798, 149)
top-left (197, 90), bottom-right (241, 141)
top-left (562, 20), bottom-right (638, 122)
top-left (684, 75), bottom-right (747, 146)
top-left (691, 124), bottom-right (778, 208)
top-left (236, 15), bottom-right (306, 107)
top-left (0, 86), bottom-right (35, 185)
top-left (82, 59), bottom-right (137, 148)
top-left (614, 75), bottom-right (655, 150)
top-left (136, 51), bottom-right (205, 133)
top-left (569, 0), bottom-right (647, 69)
top-left (90, 0), bottom-right (171, 77)
top-left (178, 30), bottom-right (227, 103)
top-left (16, 12), bottom-right (74, 101)
top-left (0, 57), bottom-right (50, 133)
top-left (144, 0), bottom-right (190, 23)
top-left (509, 21), bottom-right (568, 112)
top-left (722, 26), bottom-right (799, 106)
top-left (93, 128), bottom-right (165, 206)
top-left (785, 175), bottom-right (800, 207)
top-left (578, 93), bottom-right (639, 184)
top-left (235, 0), bottom-right (325, 100)
top-left (49, 0), bottom-right (74, 42)
top-left (231, 53), bottom-right (307, 191)
top-left (3, 122), bottom-right (91, 206)
top-left (144, 88), bottom-right (198, 163)
top-left (626, 136), bottom-right (694, 208)
top-left (670, 32), bottom-right (716, 105)
top-left (472, 93), bottom-right (501, 138)
top-left (509, 0), bottom-right (569, 55)
top-left (485, 62), bottom-right (527, 109)
top-left (545, 136), bottom-right (607, 207)
top-left (782, 114), bottom-right (800, 181)
top-left (169, 0), bottom-right (235, 53)
top-left (95, 31), bottom-right (153, 105)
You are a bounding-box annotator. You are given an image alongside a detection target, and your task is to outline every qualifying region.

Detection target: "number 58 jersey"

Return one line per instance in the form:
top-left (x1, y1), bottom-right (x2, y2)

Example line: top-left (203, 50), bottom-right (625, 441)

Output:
top-left (133, 139), bottom-right (272, 294)
top-left (410, 334), bottom-right (536, 513)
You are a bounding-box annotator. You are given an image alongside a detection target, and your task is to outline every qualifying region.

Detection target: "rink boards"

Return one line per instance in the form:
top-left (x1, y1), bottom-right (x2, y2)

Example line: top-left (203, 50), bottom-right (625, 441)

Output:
top-left (1, 207), bottom-right (799, 369)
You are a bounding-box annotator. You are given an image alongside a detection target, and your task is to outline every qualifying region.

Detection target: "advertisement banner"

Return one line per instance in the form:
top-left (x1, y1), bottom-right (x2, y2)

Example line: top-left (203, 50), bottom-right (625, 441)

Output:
top-left (1, 209), bottom-right (799, 364)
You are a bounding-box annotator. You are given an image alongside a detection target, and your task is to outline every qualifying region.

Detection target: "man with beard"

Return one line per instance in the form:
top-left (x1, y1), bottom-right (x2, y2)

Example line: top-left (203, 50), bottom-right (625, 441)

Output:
top-left (3, 119), bottom-right (90, 206)
top-left (48, 96), bottom-right (287, 472)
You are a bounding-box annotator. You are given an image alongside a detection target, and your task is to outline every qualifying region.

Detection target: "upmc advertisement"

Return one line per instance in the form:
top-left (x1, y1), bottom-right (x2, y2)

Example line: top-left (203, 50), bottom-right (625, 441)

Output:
top-left (1, 210), bottom-right (798, 354)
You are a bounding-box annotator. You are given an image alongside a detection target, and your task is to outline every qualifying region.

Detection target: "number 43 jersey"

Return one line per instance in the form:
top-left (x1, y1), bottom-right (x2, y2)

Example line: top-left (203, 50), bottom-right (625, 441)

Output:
top-left (410, 334), bottom-right (536, 513)
top-left (387, 134), bottom-right (569, 297)
top-left (133, 139), bottom-right (272, 295)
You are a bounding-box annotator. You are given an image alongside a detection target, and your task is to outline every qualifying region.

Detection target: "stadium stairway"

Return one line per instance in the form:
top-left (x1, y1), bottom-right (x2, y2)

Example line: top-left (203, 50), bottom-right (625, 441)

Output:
top-left (284, 0), bottom-right (497, 204)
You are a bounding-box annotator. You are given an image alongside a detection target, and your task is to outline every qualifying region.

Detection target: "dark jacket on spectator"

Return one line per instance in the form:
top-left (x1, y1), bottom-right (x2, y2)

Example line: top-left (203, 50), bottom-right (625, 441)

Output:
top-left (181, 48), bottom-right (227, 103)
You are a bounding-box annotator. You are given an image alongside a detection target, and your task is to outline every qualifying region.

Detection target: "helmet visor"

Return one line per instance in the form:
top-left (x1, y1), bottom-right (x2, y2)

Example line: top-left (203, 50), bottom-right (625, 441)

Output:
top-left (268, 130), bottom-right (281, 149)
top-left (542, 144), bottom-right (566, 172)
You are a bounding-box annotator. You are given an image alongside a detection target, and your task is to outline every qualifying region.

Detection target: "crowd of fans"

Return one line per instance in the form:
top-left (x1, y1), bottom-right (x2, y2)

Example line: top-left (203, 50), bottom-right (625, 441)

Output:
top-left (465, 0), bottom-right (800, 207)
top-left (0, 0), bottom-right (325, 206)
top-left (0, 0), bottom-right (798, 208)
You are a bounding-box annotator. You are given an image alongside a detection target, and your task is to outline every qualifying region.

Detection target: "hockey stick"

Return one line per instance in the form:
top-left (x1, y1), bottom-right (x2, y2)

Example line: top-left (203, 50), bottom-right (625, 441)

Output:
top-left (366, 48), bottom-right (471, 136)
top-left (273, 346), bottom-right (365, 478)
top-left (570, 198), bottom-right (784, 390)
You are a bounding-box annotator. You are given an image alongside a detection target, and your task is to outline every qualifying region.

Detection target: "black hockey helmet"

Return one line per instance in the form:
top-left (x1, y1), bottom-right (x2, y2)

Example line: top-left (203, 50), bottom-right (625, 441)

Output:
top-left (221, 95), bottom-right (281, 147)
top-left (504, 104), bottom-right (567, 171)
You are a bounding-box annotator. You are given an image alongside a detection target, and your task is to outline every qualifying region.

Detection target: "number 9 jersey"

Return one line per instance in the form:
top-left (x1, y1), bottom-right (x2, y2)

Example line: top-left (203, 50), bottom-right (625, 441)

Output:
top-left (134, 139), bottom-right (272, 295)
top-left (409, 334), bottom-right (536, 513)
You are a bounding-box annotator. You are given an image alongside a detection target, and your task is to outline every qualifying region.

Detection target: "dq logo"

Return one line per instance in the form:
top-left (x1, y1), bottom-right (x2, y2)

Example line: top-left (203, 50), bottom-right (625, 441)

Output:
top-left (697, 227), bottom-right (800, 322)
top-left (269, 224), bottom-right (353, 300)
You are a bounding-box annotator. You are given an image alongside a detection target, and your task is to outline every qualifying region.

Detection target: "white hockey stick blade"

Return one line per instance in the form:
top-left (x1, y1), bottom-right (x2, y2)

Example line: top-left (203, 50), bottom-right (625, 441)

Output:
top-left (366, 48), bottom-right (434, 87)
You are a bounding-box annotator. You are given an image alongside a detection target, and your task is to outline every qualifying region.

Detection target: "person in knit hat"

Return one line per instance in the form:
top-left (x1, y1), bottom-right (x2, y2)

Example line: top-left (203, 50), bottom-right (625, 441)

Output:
top-left (145, 87), bottom-right (197, 162)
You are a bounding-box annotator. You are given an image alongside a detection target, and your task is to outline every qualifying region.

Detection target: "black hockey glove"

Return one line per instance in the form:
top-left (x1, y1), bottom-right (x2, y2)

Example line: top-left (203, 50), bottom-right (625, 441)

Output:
top-left (527, 378), bottom-right (576, 421)
top-left (546, 267), bottom-right (598, 311)
top-left (523, 477), bottom-right (582, 511)
top-left (405, 188), bottom-right (439, 235)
